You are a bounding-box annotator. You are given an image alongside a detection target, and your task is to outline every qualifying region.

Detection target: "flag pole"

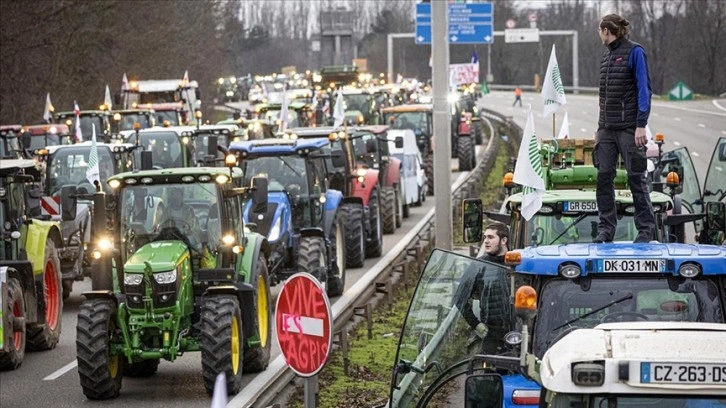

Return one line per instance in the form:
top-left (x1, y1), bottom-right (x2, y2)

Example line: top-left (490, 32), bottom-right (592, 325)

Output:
top-left (552, 114), bottom-right (556, 139)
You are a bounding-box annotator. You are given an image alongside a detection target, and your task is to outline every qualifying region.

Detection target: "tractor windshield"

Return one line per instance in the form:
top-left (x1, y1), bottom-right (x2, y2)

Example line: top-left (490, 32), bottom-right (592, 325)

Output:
top-left (63, 115), bottom-right (106, 141)
top-left (28, 134), bottom-right (62, 151)
top-left (126, 131), bottom-right (184, 168)
top-left (533, 277), bottom-right (724, 358)
top-left (118, 113), bottom-right (152, 131)
top-left (46, 146), bottom-right (116, 195)
top-left (240, 156), bottom-right (307, 194)
top-left (385, 112), bottom-right (430, 135)
top-left (156, 110), bottom-right (181, 126)
top-left (119, 182), bottom-right (220, 257)
top-left (139, 90), bottom-right (179, 105)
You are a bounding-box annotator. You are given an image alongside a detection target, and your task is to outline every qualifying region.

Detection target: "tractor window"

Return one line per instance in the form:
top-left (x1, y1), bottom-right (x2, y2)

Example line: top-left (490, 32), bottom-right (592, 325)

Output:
top-left (126, 131), bottom-right (183, 168)
top-left (156, 110), bottom-right (180, 126)
top-left (139, 91), bottom-right (178, 104)
top-left (355, 133), bottom-right (379, 169)
top-left (526, 214), bottom-right (637, 246)
top-left (533, 277), bottom-right (724, 357)
top-left (47, 146), bottom-right (115, 195)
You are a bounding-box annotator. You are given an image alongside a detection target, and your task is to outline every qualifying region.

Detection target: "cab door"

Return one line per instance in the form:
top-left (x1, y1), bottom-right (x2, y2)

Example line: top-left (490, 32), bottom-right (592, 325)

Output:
top-left (660, 146), bottom-right (703, 230)
top-left (701, 137), bottom-right (726, 244)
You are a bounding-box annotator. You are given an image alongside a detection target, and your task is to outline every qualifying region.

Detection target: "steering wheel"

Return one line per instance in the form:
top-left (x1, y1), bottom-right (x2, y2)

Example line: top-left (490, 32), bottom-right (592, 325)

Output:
top-left (600, 311), bottom-right (649, 324)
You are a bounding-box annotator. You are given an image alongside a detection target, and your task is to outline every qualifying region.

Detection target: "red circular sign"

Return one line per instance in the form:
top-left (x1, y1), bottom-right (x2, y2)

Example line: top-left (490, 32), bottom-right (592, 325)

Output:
top-left (275, 273), bottom-right (333, 377)
top-left (505, 19), bottom-right (516, 29)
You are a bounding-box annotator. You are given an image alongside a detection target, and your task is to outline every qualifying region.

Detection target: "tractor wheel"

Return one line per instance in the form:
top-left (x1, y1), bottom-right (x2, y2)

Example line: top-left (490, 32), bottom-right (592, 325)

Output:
top-left (474, 122), bottom-right (483, 145)
top-left (340, 203), bottom-right (365, 268)
top-left (201, 295), bottom-right (244, 396)
top-left (396, 182), bottom-right (405, 224)
top-left (326, 215), bottom-right (346, 297)
top-left (123, 359), bottom-right (160, 377)
top-left (27, 238), bottom-right (63, 351)
top-left (366, 189), bottom-right (383, 259)
top-left (424, 155), bottom-right (434, 196)
top-left (381, 188), bottom-right (396, 234)
top-left (458, 136), bottom-right (476, 171)
top-left (0, 278), bottom-right (26, 371)
top-left (243, 254), bottom-right (272, 373)
top-left (298, 236), bottom-right (327, 286)
top-left (76, 299), bottom-right (123, 400)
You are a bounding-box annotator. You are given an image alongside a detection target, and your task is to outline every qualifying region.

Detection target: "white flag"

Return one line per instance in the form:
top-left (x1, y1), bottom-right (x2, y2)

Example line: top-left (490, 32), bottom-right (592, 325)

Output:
top-left (279, 85), bottom-right (289, 132)
top-left (182, 70), bottom-right (189, 86)
top-left (541, 44), bottom-right (567, 117)
top-left (104, 85), bottom-right (113, 110)
top-left (513, 106), bottom-right (545, 221)
top-left (121, 73), bottom-right (130, 91)
top-left (333, 92), bottom-right (345, 128)
top-left (86, 124), bottom-right (100, 184)
top-left (43, 93), bottom-right (54, 123)
top-left (210, 372), bottom-right (227, 408)
top-left (645, 124), bottom-right (653, 141)
top-left (557, 111), bottom-right (570, 139)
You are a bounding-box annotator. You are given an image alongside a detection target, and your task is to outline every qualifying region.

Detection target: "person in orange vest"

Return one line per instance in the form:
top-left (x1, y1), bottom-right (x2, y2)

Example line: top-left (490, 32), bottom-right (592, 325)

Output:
top-left (512, 86), bottom-right (523, 107)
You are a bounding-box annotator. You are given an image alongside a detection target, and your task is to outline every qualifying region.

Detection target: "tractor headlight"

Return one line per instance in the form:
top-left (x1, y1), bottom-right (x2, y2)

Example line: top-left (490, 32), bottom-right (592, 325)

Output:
top-left (559, 263), bottom-right (581, 278)
top-left (678, 262), bottom-right (701, 278)
top-left (222, 234), bottom-right (236, 245)
top-left (124, 274), bottom-right (143, 285)
top-left (97, 237), bottom-right (113, 251)
top-left (268, 216), bottom-right (282, 242)
top-left (153, 270), bottom-right (177, 284)
top-left (572, 362), bottom-right (605, 386)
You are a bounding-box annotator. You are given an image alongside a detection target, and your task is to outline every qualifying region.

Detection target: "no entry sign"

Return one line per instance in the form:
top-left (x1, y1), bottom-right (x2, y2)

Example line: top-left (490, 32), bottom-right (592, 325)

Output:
top-left (275, 273), bottom-right (333, 377)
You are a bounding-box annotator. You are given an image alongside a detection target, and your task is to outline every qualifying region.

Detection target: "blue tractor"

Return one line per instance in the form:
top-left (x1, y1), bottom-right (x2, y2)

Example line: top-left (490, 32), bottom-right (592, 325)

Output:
top-left (228, 138), bottom-right (347, 296)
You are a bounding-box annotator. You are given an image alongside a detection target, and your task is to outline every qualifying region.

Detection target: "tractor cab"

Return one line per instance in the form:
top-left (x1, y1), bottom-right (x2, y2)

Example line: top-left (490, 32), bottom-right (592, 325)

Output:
top-left (0, 125), bottom-right (24, 159)
top-left (20, 124), bottom-right (71, 155)
top-left (55, 110), bottom-right (111, 142)
top-left (111, 108), bottom-right (156, 134)
top-left (123, 127), bottom-right (195, 168)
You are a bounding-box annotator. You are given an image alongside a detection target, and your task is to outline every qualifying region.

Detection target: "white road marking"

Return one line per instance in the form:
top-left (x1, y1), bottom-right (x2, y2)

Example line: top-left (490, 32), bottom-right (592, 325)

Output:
top-left (653, 112), bottom-right (660, 117)
top-left (698, 123), bottom-right (706, 128)
top-left (44, 360), bottom-right (77, 380)
top-left (712, 99), bottom-right (726, 112)
top-left (675, 117), bottom-right (682, 121)
top-left (692, 151), bottom-right (700, 157)
top-left (674, 141), bottom-right (681, 146)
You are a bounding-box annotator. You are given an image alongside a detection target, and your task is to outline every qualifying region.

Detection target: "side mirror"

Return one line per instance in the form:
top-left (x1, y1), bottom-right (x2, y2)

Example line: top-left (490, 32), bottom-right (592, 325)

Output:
top-left (366, 139), bottom-right (377, 153)
top-left (462, 198), bottom-right (483, 243)
top-left (394, 136), bottom-right (404, 149)
top-left (141, 150), bottom-right (153, 170)
top-left (464, 374), bottom-right (504, 408)
top-left (207, 135), bottom-right (219, 157)
top-left (331, 149), bottom-right (346, 168)
top-left (61, 185), bottom-right (77, 221)
top-left (21, 132), bottom-right (32, 149)
top-left (251, 176), bottom-right (268, 213)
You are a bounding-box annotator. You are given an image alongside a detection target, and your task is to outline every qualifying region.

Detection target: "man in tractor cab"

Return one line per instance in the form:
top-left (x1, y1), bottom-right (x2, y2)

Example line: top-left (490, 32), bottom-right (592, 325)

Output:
top-left (159, 186), bottom-right (201, 248)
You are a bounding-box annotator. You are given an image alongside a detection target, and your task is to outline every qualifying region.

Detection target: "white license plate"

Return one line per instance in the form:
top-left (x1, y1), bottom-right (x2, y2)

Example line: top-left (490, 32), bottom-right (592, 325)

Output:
top-left (641, 362), bottom-right (726, 385)
top-left (563, 201), bottom-right (598, 212)
top-left (601, 259), bottom-right (665, 272)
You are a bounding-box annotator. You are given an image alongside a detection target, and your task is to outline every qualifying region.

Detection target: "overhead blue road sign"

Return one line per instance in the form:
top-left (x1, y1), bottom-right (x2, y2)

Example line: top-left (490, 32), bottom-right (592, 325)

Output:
top-left (415, 3), bottom-right (494, 45)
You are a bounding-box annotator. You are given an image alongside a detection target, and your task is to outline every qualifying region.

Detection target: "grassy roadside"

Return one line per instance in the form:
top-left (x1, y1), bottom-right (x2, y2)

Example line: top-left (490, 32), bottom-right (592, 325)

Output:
top-left (287, 131), bottom-right (514, 408)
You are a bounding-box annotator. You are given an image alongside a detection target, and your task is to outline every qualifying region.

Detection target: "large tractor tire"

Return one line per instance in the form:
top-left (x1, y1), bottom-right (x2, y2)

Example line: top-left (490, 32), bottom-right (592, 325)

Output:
top-left (365, 189), bottom-right (383, 259)
top-left (243, 254), bottom-right (272, 373)
top-left (669, 195), bottom-right (686, 243)
top-left (201, 295), bottom-right (244, 396)
top-left (27, 238), bottom-right (62, 351)
top-left (340, 203), bottom-right (365, 268)
top-left (0, 278), bottom-right (26, 370)
top-left (424, 155), bottom-right (434, 196)
top-left (327, 215), bottom-right (347, 297)
top-left (457, 136), bottom-right (476, 171)
top-left (474, 122), bottom-right (483, 145)
top-left (77, 299), bottom-right (123, 400)
top-left (123, 359), bottom-right (160, 377)
top-left (396, 182), bottom-right (405, 225)
top-left (381, 188), bottom-right (396, 234)
top-left (298, 236), bottom-right (327, 285)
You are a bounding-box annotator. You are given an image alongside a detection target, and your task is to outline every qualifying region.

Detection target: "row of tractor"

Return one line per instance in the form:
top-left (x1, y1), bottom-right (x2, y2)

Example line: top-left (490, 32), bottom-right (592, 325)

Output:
top-left (387, 132), bottom-right (726, 406)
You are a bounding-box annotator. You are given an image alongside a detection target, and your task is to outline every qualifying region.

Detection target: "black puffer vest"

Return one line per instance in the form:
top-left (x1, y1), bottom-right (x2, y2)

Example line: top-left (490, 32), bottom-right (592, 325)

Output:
top-left (598, 38), bottom-right (639, 130)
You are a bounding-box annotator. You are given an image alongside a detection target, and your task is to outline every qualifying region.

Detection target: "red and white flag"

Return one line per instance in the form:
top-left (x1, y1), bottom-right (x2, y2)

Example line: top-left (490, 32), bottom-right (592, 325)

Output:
top-left (73, 101), bottom-right (83, 143)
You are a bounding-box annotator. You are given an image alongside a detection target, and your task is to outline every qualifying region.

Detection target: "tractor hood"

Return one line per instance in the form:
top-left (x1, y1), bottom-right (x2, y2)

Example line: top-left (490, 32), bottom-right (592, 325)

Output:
top-left (124, 241), bottom-right (188, 273)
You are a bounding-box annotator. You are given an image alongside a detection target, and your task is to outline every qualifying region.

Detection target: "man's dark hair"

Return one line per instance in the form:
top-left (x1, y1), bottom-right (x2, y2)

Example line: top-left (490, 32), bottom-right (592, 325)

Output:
top-left (485, 222), bottom-right (509, 243)
top-left (600, 14), bottom-right (630, 38)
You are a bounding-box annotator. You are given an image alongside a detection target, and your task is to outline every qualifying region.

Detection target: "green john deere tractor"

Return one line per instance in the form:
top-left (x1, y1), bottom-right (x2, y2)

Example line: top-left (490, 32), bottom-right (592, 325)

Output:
top-left (1, 159), bottom-right (64, 370)
top-left (66, 164), bottom-right (272, 398)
